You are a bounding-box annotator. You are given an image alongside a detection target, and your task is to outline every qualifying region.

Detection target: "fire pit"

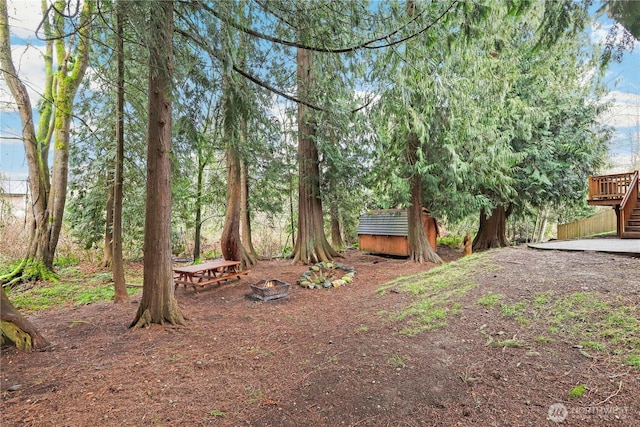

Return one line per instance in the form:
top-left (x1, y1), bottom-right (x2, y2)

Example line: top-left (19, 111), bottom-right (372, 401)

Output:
top-left (250, 279), bottom-right (290, 301)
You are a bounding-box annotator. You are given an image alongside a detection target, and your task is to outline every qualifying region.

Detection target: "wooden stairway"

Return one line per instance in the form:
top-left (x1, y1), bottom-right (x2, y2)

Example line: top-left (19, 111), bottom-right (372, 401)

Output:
top-left (626, 198), bottom-right (640, 238)
top-left (587, 171), bottom-right (639, 239)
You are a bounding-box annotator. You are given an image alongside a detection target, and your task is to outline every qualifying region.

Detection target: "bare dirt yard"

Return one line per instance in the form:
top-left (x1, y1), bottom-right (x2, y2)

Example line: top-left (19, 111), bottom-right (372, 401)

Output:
top-left (1, 245), bottom-right (639, 426)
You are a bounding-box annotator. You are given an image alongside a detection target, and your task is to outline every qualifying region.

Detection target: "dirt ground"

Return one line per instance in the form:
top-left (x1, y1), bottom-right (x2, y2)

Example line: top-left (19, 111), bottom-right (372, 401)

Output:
top-left (1, 245), bottom-right (639, 426)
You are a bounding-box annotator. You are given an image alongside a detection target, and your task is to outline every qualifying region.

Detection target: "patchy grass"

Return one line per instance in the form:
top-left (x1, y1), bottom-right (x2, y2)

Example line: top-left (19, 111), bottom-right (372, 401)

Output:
top-left (6, 266), bottom-right (141, 312)
top-left (387, 353), bottom-right (408, 369)
top-left (483, 290), bottom-right (640, 366)
top-left (379, 250), bottom-right (638, 368)
top-left (477, 292), bottom-right (502, 309)
top-left (568, 384), bottom-right (587, 399)
top-left (534, 336), bottom-right (554, 345)
top-left (499, 301), bottom-right (529, 324)
top-left (625, 355), bottom-right (640, 369)
top-left (379, 254), bottom-right (493, 334)
top-left (208, 409), bottom-right (226, 418)
top-left (8, 282), bottom-right (139, 312)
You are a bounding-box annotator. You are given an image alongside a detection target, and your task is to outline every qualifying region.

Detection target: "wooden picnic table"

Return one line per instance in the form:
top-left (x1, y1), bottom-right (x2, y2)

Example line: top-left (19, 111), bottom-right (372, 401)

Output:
top-left (173, 259), bottom-right (249, 292)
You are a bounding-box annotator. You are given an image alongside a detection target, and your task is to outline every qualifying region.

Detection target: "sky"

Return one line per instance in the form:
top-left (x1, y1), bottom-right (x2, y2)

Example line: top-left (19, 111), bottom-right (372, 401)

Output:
top-left (590, 8), bottom-right (640, 173)
top-left (1, 0), bottom-right (639, 184)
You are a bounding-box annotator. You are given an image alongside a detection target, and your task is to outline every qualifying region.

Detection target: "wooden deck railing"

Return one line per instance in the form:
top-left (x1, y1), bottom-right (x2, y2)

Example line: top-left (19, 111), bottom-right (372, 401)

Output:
top-left (618, 171), bottom-right (639, 237)
top-left (588, 171), bottom-right (638, 203)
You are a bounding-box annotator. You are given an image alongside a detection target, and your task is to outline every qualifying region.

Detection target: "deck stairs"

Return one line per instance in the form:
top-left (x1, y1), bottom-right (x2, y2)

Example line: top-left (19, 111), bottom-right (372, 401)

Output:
top-left (588, 171), bottom-right (640, 239)
top-left (626, 199), bottom-right (640, 238)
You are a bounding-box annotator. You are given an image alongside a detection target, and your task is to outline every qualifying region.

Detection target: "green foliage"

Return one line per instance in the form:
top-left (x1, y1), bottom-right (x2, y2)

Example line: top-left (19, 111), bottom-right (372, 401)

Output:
top-left (437, 235), bottom-right (463, 250)
top-left (54, 254), bottom-right (80, 268)
top-left (27, 0), bottom-right (617, 264)
top-left (171, 228), bottom-right (186, 255)
top-left (368, 0), bottom-right (609, 233)
top-left (0, 259), bottom-right (22, 277)
top-left (580, 341), bottom-right (603, 351)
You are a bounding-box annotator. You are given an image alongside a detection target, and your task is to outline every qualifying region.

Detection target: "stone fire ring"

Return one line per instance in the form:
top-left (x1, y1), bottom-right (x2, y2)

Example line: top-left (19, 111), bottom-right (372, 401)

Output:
top-left (297, 262), bottom-right (356, 289)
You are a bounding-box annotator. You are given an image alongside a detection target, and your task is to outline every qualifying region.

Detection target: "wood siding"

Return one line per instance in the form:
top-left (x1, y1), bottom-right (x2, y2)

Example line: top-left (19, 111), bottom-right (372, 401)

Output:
top-left (358, 234), bottom-right (410, 256)
top-left (358, 209), bottom-right (438, 256)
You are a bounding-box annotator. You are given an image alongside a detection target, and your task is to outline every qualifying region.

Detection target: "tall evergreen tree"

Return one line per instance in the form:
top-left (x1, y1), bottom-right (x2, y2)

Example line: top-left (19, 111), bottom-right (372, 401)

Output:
top-left (131, 0), bottom-right (184, 328)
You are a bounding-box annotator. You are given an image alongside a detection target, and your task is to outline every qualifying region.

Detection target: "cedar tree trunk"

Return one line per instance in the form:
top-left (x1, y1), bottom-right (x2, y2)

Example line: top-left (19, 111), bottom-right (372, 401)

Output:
top-left (240, 158), bottom-right (259, 265)
top-left (112, 0), bottom-right (128, 303)
top-left (406, 133), bottom-right (441, 263)
top-left (219, 67), bottom-right (247, 267)
top-left (220, 143), bottom-right (243, 264)
top-left (473, 204), bottom-right (513, 250)
top-left (292, 46), bottom-right (337, 264)
top-left (131, 0), bottom-right (184, 328)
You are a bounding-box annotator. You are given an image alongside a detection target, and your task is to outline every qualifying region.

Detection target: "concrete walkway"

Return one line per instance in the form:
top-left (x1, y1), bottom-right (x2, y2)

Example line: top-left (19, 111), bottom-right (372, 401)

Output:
top-left (528, 238), bottom-right (640, 256)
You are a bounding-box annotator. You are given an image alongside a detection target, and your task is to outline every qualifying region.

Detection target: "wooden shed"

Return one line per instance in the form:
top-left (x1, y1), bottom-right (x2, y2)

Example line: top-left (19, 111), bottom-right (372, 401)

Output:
top-left (357, 208), bottom-right (438, 257)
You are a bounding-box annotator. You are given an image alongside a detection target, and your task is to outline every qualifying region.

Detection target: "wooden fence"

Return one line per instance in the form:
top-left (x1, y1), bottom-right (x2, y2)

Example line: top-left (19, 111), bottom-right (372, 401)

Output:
top-left (557, 210), bottom-right (617, 240)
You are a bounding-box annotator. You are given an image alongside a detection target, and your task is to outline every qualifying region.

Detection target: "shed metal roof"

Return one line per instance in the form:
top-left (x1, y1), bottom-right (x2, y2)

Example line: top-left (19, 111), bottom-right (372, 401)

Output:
top-left (357, 210), bottom-right (408, 236)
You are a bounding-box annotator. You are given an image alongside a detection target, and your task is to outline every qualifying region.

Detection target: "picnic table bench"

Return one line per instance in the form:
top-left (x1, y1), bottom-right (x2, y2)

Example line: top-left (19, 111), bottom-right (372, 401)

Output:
top-left (173, 259), bottom-right (249, 292)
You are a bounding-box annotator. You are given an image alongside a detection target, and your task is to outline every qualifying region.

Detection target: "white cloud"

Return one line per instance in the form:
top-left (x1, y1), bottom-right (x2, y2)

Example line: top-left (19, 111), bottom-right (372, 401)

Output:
top-left (606, 91), bottom-right (640, 104)
top-left (0, 44), bottom-right (47, 110)
top-left (607, 152), bottom-right (639, 174)
top-left (0, 0), bottom-right (46, 111)
top-left (590, 21), bottom-right (609, 45)
top-left (599, 91), bottom-right (640, 128)
top-left (5, 0), bottom-right (43, 40)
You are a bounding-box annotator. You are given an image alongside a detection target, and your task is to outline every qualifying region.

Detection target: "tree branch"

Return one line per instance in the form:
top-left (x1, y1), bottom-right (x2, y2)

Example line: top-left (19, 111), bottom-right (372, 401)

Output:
top-left (183, 0), bottom-right (459, 53)
top-left (174, 26), bottom-right (326, 111)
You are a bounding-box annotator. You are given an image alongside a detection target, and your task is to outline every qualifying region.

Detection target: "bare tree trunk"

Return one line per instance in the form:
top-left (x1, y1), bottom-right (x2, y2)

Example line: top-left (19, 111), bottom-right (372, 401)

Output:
top-left (193, 158), bottom-right (204, 260)
top-left (101, 176), bottom-right (114, 268)
top-left (131, 0), bottom-right (183, 328)
top-left (292, 46), bottom-right (337, 264)
top-left (330, 203), bottom-right (344, 249)
top-left (327, 161), bottom-right (344, 249)
top-left (406, 133), bottom-right (441, 264)
top-left (240, 158), bottom-right (259, 265)
top-left (534, 205), bottom-right (549, 243)
top-left (1, 290), bottom-right (49, 351)
top-left (473, 205), bottom-right (513, 250)
top-left (112, 0), bottom-right (128, 303)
